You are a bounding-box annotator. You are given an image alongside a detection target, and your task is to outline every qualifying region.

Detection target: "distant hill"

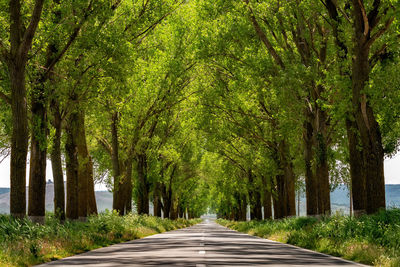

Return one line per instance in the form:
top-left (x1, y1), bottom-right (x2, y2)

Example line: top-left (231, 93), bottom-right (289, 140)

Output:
top-left (0, 188), bottom-right (10, 195)
top-left (0, 184), bottom-right (399, 215)
top-left (297, 184), bottom-right (400, 216)
top-left (0, 183), bottom-right (112, 214)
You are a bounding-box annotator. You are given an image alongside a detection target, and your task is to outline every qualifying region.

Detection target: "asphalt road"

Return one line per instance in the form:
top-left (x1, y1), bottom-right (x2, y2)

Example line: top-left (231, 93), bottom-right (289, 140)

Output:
top-left (37, 219), bottom-right (366, 267)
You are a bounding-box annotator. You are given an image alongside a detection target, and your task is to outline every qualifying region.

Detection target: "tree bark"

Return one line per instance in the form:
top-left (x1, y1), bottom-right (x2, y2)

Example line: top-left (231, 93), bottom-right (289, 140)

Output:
top-left (352, 0), bottom-right (386, 214)
top-left (161, 182), bottom-right (172, 219)
top-left (315, 132), bottom-right (331, 215)
top-left (110, 112), bottom-right (122, 213)
top-left (86, 156), bottom-right (98, 215)
top-left (136, 154), bottom-right (149, 215)
top-left (248, 171), bottom-right (262, 220)
top-left (9, 61), bottom-right (28, 219)
top-left (278, 140), bottom-right (296, 217)
top-left (117, 159), bottom-right (133, 215)
top-left (261, 175), bottom-right (272, 219)
top-left (239, 194), bottom-right (247, 221)
top-left (303, 111), bottom-right (318, 215)
top-left (50, 102), bottom-right (65, 220)
top-left (274, 174), bottom-right (285, 219)
top-left (28, 81), bottom-right (47, 224)
top-left (76, 109), bottom-right (93, 220)
top-left (346, 118), bottom-right (367, 215)
top-left (8, 0), bottom-right (45, 218)
top-left (65, 110), bottom-right (79, 220)
top-left (153, 182), bottom-right (162, 217)
top-left (263, 189), bottom-right (272, 219)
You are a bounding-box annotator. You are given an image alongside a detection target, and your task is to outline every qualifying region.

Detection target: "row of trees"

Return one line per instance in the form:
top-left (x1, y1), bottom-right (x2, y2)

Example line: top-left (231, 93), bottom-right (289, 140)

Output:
top-left (0, 0), bottom-right (209, 222)
top-left (195, 0), bottom-right (400, 219)
top-left (0, 0), bottom-right (399, 222)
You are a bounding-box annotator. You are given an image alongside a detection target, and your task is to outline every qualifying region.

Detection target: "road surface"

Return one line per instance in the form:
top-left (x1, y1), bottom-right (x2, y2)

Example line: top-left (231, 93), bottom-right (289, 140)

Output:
top-left (38, 219), bottom-right (366, 266)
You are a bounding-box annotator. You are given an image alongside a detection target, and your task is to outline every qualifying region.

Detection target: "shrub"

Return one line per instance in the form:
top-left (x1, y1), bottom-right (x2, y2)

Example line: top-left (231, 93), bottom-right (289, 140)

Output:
top-left (217, 209), bottom-right (400, 266)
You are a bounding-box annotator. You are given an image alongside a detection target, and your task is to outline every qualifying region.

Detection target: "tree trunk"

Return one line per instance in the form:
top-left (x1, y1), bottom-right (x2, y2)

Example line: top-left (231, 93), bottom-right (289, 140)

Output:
top-left (50, 104), bottom-right (65, 220)
top-left (123, 159), bottom-right (133, 214)
top-left (111, 112), bottom-right (122, 213)
top-left (65, 110), bottom-right (79, 220)
top-left (9, 61), bottom-right (28, 219)
top-left (352, 0), bottom-right (386, 214)
top-left (153, 182), bottom-right (162, 217)
top-left (117, 159), bottom-right (133, 215)
top-left (76, 110), bottom-right (89, 220)
top-left (346, 118), bottom-right (366, 215)
top-left (278, 140), bottom-right (296, 217)
top-left (86, 156), bottom-right (98, 215)
top-left (8, 0), bottom-right (45, 219)
top-left (248, 171), bottom-right (262, 220)
top-left (162, 183), bottom-right (172, 219)
top-left (170, 197), bottom-right (178, 220)
top-left (109, 113), bottom-right (131, 215)
top-left (304, 110), bottom-right (319, 216)
top-left (274, 174), bottom-right (286, 219)
top-left (239, 194), bottom-right (247, 221)
top-left (136, 154), bottom-right (149, 215)
top-left (315, 132), bottom-right (331, 215)
top-left (263, 190), bottom-right (272, 220)
top-left (28, 81), bottom-right (47, 224)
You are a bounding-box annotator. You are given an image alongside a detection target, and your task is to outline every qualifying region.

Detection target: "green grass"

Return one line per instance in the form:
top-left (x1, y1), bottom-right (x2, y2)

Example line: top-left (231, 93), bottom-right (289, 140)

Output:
top-left (0, 211), bottom-right (200, 267)
top-left (217, 209), bottom-right (400, 267)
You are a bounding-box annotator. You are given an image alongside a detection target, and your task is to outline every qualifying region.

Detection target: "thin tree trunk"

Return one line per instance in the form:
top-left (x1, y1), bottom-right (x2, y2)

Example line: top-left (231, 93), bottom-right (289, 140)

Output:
top-left (153, 182), bottom-right (162, 217)
top-left (87, 156), bottom-right (98, 215)
top-left (28, 82), bottom-right (47, 224)
top-left (76, 110), bottom-right (89, 220)
top-left (239, 194), bottom-right (247, 221)
top-left (65, 110), bottom-right (79, 220)
top-left (50, 103), bottom-right (65, 220)
top-left (136, 154), bottom-right (149, 214)
top-left (110, 112), bottom-right (122, 213)
top-left (278, 140), bottom-right (296, 217)
top-left (350, 185), bottom-right (353, 217)
top-left (261, 176), bottom-right (272, 219)
top-left (274, 174), bottom-right (286, 219)
top-left (346, 118), bottom-right (366, 215)
top-left (123, 159), bottom-right (133, 214)
top-left (248, 171), bottom-right (262, 220)
top-left (314, 91), bottom-right (331, 216)
top-left (162, 183), bottom-right (172, 219)
top-left (304, 113), bottom-right (318, 216)
top-left (263, 190), bottom-right (272, 219)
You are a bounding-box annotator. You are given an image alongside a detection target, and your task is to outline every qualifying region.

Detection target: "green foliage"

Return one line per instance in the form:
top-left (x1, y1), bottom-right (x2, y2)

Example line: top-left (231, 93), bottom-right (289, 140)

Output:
top-left (218, 209), bottom-right (400, 266)
top-left (0, 212), bottom-right (199, 266)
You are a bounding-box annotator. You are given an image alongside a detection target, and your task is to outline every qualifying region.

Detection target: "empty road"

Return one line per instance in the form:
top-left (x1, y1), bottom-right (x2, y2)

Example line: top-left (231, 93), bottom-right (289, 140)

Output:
top-left (38, 220), bottom-right (366, 267)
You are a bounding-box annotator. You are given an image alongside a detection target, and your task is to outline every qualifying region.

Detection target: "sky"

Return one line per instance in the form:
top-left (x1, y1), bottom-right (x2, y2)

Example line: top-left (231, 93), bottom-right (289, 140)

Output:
top-left (0, 154), bottom-right (399, 189)
top-left (0, 156), bottom-right (107, 190)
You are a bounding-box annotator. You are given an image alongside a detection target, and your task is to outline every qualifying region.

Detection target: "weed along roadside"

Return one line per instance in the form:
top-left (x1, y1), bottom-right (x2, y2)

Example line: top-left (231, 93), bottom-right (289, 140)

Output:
top-left (217, 209), bottom-right (400, 267)
top-left (0, 212), bottom-right (200, 266)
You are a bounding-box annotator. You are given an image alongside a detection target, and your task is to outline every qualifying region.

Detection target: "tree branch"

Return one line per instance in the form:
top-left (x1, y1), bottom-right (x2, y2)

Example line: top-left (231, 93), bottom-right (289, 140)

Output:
top-left (19, 0), bottom-right (45, 60)
top-left (365, 17), bottom-right (394, 49)
top-left (0, 91), bottom-right (11, 105)
top-left (244, 0), bottom-right (285, 69)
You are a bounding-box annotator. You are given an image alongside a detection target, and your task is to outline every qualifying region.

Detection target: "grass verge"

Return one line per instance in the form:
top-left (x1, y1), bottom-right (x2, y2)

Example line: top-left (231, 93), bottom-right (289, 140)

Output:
top-left (217, 209), bottom-right (400, 267)
top-left (0, 211), bottom-right (200, 266)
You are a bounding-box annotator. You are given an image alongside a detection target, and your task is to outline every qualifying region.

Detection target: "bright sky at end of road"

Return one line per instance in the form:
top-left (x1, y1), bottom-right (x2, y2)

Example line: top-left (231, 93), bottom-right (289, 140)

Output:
top-left (0, 154), bottom-right (399, 188)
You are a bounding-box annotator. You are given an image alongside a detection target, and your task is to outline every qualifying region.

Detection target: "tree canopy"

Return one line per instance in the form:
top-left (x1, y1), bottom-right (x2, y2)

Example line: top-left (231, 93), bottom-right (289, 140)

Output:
top-left (0, 0), bottom-right (399, 221)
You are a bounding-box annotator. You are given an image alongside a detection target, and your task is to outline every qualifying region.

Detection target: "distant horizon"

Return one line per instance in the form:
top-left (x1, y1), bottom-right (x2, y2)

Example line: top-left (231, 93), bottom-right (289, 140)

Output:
top-left (0, 153), bottom-right (400, 187)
